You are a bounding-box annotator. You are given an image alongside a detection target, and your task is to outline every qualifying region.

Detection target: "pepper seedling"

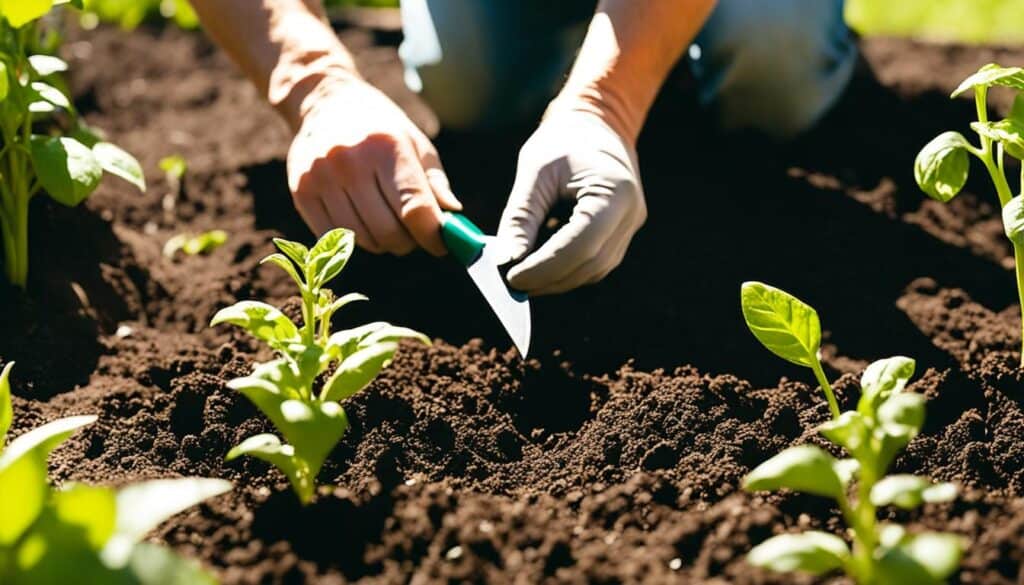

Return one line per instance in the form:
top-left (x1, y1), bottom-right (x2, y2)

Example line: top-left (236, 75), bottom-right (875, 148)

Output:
top-left (163, 229), bottom-right (228, 258)
top-left (0, 361), bottom-right (230, 584)
top-left (739, 283), bottom-right (962, 584)
top-left (915, 63), bottom-right (1024, 366)
top-left (0, 1), bottom-right (146, 287)
top-left (211, 228), bottom-right (429, 503)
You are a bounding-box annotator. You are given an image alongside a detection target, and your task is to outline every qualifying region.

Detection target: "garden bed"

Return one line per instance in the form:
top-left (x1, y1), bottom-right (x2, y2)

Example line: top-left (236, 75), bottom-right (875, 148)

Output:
top-left (3, 20), bottom-right (1024, 585)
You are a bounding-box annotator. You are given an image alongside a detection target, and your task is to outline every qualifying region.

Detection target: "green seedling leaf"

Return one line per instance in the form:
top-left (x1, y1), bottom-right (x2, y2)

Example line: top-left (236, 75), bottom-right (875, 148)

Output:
top-left (1, 0), bottom-right (54, 28)
top-left (307, 228), bottom-right (355, 288)
top-left (164, 230), bottom-right (228, 258)
top-left (261, 253), bottom-right (304, 288)
top-left (0, 361), bottom-right (13, 444)
top-left (31, 136), bottom-right (104, 207)
top-left (102, 478), bottom-right (231, 567)
top-left (1003, 195), bottom-right (1024, 247)
top-left (833, 458), bottom-right (859, 486)
top-left (0, 448), bottom-right (47, 545)
top-left (321, 341), bottom-right (399, 403)
top-left (819, 411), bottom-right (869, 455)
top-left (870, 475), bottom-right (958, 510)
top-left (317, 291), bottom-right (368, 325)
top-left (51, 483), bottom-right (117, 550)
top-left (1011, 94), bottom-right (1024, 124)
top-left (123, 542), bottom-right (219, 585)
top-left (951, 63), bottom-right (1024, 97)
top-left (273, 238), bottom-right (309, 268)
top-left (30, 81), bottom-right (71, 110)
top-left (158, 154), bottom-right (187, 181)
top-left (226, 434), bottom-right (314, 503)
top-left (858, 356), bottom-right (916, 416)
top-left (972, 120), bottom-right (1024, 160)
top-left (242, 351), bottom-right (323, 400)
top-left (28, 54), bottom-right (68, 76)
top-left (877, 532), bottom-right (963, 585)
top-left (93, 142), bottom-right (146, 192)
top-left (211, 301), bottom-right (300, 351)
top-left (876, 392), bottom-right (926, 471)
top-left (0, 62), bottom-right (9, 102)
top-left (740, 282), bottom-right (821, 368)
top-left (743, 445), bottom-right (844, 498)
top-left (325, 322), bottom-right (389, 359)
top-left (362, 325), bottom-right (431, 347)
top-left (914, 131), bottom-right (971, 203)
top-left (747, 531), bottom-right (849, 576)
top-left (0, 415), bottom-right (96, 472)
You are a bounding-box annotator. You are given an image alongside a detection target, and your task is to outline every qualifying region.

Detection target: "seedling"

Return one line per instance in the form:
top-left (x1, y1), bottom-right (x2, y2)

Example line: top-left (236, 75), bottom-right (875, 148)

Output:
top-left (0, 361), bottom-right (230, 584)
top-left (740, 284), bottom-right (962, 584)
top-left (163, 229), bottom-right (228, 258)
top-left (0, 1), bottom-right (145, 287)
top-left (211, 228), bottom-right (428, 503)
top-left (915, 63), bottom-right (1024, 366)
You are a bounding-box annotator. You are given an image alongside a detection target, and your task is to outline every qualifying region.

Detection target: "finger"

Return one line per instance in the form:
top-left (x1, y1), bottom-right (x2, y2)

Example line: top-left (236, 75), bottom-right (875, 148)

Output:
top-left (291, 168), bottom-right (333, 237)
top-left (323, 188), bottom-right (383, 254)
top-left (507, 188), bottom-right (630, 292)
top-left (350, 172), bottom-right (418, 256)
top-left (529, 233), bottom-right (631, 296)
top-left (376, 139), bottom-right (448, 256)
top-left (494, 155), bottom-right (561, 265)
top-left (412, 133), bottom-right (463, 211)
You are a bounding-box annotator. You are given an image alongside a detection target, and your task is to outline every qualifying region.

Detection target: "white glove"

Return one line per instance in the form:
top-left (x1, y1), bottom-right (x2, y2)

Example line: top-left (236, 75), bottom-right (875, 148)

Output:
top-left (496, 110), bottom-right (646, 296)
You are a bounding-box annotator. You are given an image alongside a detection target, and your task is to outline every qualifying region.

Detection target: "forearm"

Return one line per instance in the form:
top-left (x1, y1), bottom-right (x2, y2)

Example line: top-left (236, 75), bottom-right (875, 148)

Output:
top-left (191, 0), bottom-right (360, 129)
top-left (554, 0), bottom-right (717, 142)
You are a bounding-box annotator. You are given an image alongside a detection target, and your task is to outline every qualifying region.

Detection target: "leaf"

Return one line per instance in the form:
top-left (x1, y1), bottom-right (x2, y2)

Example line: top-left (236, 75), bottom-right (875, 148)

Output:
top-left (1, 0), bottom-right (54, 28)
top-left (743, 445), bottom-right (844, 499)
top-left (325, 322), bottom-right (389, 359)
top-left (740, 282), bottom-right (821, 368)
top-left (0, 361), bottom-right (13, 445)
top-left (914, 132), bottom-right (971, 203)
top-left (321, 342), bottom-right (399, 403)
top-left (1007, 196), bottom-right (1024, 248)
top-left (0, 449), bottom-right (47, 545)
top-left (226, 434), bottom-right (315, 503)
top-left (833, 458), bottom-right (860, 486)
top-left (871, 475), bottom-right (958, 510)
top-left (317, 292), bottom-right (368, 325)
top-left (101, 478), bottom-right (231, 567)
top-left (362, 325), bottom-right (431, 348)
top-left (122, 542), bottom-right (219, 585)
top-left (1011, 94), bottom-right (1024, 125)
top-left (273, 238), bottom-right (309, 268)
top-left (158, 154), bottom-right (187, 181)
top-left (307, 228), bottom-right (355, 288)
top-left (858, 356), bottom-right (916, 416)
top-left (747, 531), bottom-right (849, 576)
top-left (0, 62), bottom-right (8, 102)
top-left (972, 120), bottom-right (1024, 160)
top-left (877, 532), bottom-right (963, 585)
top-left (30, 81), bottom-right (71, 110)
top-left (93, 142), bottom-right (146, 192)
top-left (875, 393), bottom-right (927, 472)
top-left (0, 415), bottom-right (96, 472)
top-left (818, 411), bottom-right (869, 455)
top-left (51, 483), bottom-right (117, 549)
top-left (210, 301), bottom-right (300, 351)
top-left (28, 54), bottom-right (68, 76)
top-left (951, 63), bottom-right (1024, 97)
top-left (182, 230), bottom-right (227, 255)
top-left (261, 253), bottom-right (304, 288)
top-left (31, 136), bottom-right (104, 207)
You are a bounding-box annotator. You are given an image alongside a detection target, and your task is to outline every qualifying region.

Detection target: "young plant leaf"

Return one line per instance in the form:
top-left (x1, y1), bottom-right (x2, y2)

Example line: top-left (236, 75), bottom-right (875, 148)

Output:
top-left (876, 532), bottom-right (963, 584)
top-left (743, 445), bottom-right (844, 499)
top-left (972, 120), bottom-right (1024, 160)
top-left (261, 253), bottom-right (304, 288)
top-left (747, 531), bottom-right (850, 576)
top-left (273, 238), bottom-right (309, 268)
top-left (30, 81), bottom-right (71, 110)
top-left (31, 136), bottom-right (104, 207)
top-left (158, 154), bottom-right (187, 181)
top-left (321, 341), bottom-right (399, 403)
top-left (818, 411), bottom-right (869, 455)
top-left (92, 142), bottom-right (146, 192)
top-left (0, 62), bottom-right (9, 102)
top-left (28, 54), bottom-right (68, 76)
top-left (1002, 195), bottom-right (1024, 247)
top-left (858, 356), bottom-right (916, 416)
top-left (740, 282), bottom-right (821, 367)
top-left (164, 230), bottom-right (228, 258)
top-left (0, 448), bottom-right (47, 545)
top-left (0, 361), bottom-right (13, 444)
top-left (211, 301), bottom-right (301, 351)
top-left (951, 64), bottom-right (1024, 98)
top-left (51, 483), bottom-right (117, 549)
top-left (307, 228), bottom-right (354, 287)
top-left (122, 542), bottom-right (219, 585)
top-left (1, 0), bottom-right (54, 28)
top-left (226, 434), bottom-right (314, 503)
top-left (914, 132), bottom-right (971, 203)
top-left (875, 393), bottom-right (927, 471)
top-left (870, 475), bottom-right (958, 510)
top-left (0, 415), bottom-right (97, 472)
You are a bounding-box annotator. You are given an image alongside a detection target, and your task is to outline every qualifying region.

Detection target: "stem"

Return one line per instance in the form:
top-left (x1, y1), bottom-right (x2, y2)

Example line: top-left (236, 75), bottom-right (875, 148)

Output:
top-left (1015, 243), bottom-right (1024, 368)
top-left (810, 357), bottom-right (841, 420)
top-left (300, 286), bottom-right (316, 346)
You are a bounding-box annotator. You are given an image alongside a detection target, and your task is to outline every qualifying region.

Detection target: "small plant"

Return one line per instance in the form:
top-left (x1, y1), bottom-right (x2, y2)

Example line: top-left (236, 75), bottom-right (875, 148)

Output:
top-left (0, 362), bottom-right (230, 584)
top-left (915, 63), bottom-right (1024, 366)
top-left (163, 229), bottom-right (227, 258)
top-left (211, 228), bottom-right (428, 503)
top-left (740, 282), bottom-right (962, 584)
top-left (0, 1), bottom-right (145, 287)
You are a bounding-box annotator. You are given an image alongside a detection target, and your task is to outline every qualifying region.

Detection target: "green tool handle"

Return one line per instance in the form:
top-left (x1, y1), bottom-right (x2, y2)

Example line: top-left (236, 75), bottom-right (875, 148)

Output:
top-left (441, 212), bottom-right (487, 266)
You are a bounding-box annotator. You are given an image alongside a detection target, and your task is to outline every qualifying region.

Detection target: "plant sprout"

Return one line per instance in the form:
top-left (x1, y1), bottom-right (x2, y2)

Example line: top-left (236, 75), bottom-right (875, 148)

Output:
top-left (740, 283), bottom-right (962, 584)
top-left (0, 1), bottom-right (145, 287)
top-left (0, 361), bottom-right (230, 584)
top-left (915, 63), bottom-right (1024, 366)
top-left (211, 228), bottom-right (429, 503)
top-left (163, 229), bottom-right (227, 258)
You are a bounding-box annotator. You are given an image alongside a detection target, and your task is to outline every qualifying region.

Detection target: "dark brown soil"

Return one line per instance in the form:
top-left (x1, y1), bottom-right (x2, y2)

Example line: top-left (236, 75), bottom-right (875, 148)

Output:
top-left (3, 17), bottom-right (1024, 584)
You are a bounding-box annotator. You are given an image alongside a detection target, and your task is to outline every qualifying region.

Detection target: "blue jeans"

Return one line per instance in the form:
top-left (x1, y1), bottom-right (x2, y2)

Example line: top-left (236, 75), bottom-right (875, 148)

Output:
top-left (398, 0), bottom-right (856, 138)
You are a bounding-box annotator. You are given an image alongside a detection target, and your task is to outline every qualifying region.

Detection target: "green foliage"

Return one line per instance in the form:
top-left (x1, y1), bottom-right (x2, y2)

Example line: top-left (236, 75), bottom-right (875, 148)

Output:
top-left (915, 64), bottom-right (1024, 367)
top-left (163, 230), bottom-right (228, 258)
top-left (0, 362), bottom-right (229, 584)
top-left (0, 3), bottom-right (144, 287)
top-left (159, 154), bottom-right (187, 182)
top-left (211, 228), bottom-right (428, 503)
top-left (81, 0), bottom-right (198, 30)
top-left (740, 282), bottom-right (840, 418)
top-left (740, 293), bottom-right (962, 583)
top-left (846, 0), bottom-right (1024, 44)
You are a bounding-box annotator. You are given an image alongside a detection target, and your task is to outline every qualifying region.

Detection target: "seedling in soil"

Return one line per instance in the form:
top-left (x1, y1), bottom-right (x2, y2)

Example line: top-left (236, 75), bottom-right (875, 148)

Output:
top-left (915, 63), bottom-right (1024, 366)
top-left (0, 2), bottom-right (145, 287)
top-left (163, 229), bottom-right (228, 258)
top-left (738, 286), bottom-right (962, 584)
top-left (0, 362), bottom-right (230, 584)
top-left (211, 228), bottom-right (429, 503)
top-left (741, 281), bottom-right (840, 418)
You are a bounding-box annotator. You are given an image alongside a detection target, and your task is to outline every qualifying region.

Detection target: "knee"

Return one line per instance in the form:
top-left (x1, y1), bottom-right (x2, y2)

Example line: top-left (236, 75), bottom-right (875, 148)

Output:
top-left (692, 0), bottom-right (857, 137)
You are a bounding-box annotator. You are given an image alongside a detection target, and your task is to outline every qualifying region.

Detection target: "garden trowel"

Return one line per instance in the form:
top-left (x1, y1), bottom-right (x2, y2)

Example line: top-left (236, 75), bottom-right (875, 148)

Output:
top-left (441, 212), bottom-right (531, 357)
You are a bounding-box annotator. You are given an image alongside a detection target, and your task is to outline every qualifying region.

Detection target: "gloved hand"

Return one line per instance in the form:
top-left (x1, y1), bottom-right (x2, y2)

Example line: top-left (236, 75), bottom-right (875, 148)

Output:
top-left (496, 110), bottom-right (646, 296)
top-left (287, 77), bottom-right (462, 256)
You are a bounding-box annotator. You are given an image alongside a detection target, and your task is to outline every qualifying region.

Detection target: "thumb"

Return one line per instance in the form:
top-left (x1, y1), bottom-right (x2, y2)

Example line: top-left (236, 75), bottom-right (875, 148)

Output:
top-left (495, 156), bottom-right (561, 265)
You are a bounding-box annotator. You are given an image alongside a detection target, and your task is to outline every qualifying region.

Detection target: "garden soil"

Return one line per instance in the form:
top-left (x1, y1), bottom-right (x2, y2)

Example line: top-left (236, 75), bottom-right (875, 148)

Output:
top-left (3, 17), bottom-right (1024, 585)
